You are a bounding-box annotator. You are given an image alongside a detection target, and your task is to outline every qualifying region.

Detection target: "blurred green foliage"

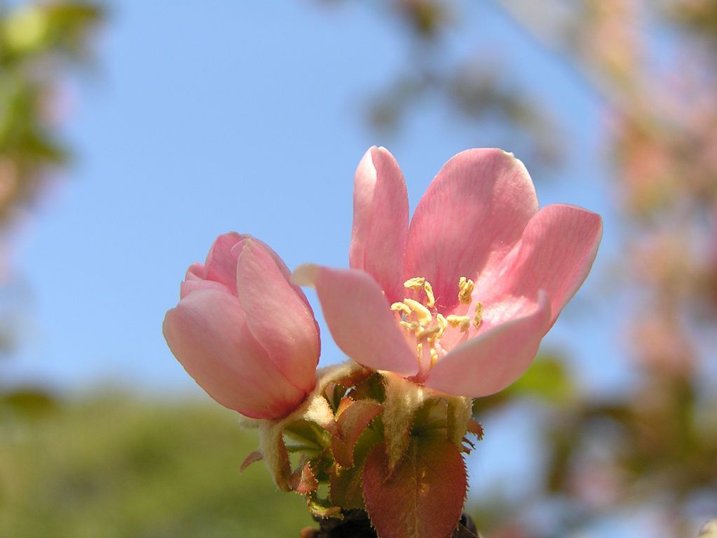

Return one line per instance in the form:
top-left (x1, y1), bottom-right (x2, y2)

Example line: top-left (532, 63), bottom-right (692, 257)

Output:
top-left (0, 1), bottom-right (102, 225)
top-left (0, 393), bottom-right (311, 537)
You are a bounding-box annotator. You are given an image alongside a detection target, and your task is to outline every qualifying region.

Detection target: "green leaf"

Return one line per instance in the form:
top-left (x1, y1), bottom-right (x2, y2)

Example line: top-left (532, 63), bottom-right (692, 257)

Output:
top-left (329, 464), bottom-right (365, 509)
top-left (284, 419), bottom-right (330, 452)
top-left (363, 439), bottom-right (467, 538)
top-left (307, 496), bottom-right (342, 519)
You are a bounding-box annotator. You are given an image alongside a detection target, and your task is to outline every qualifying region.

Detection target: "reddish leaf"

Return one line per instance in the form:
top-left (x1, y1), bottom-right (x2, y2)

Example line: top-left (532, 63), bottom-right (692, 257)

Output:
top-left (363, 439), bottom-right (467, 538)
top-left (332, 399), bottom-right (383, 468)
top-left (240, 450), bottom-right (263, 471)
top-left (466, 419), bottom-right (484, 439)
top-left (290, 462), bottom-right (318, 495)
top-left (336, 396), bottom-right (354, 419)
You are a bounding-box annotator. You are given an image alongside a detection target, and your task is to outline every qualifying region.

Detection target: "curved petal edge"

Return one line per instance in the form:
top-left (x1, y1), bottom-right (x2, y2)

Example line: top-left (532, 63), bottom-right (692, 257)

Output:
top-left (293, 264), bottom-right (418, 376)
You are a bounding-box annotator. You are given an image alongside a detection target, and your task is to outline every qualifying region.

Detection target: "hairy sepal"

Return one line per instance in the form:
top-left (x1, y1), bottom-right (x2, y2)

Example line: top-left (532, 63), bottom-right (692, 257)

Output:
top-left (382, 372), bottom-right (474, 472)
top-left (258, 362), bottom-right (369, 491)
top-left (381, 372), bottom-right (430, 472)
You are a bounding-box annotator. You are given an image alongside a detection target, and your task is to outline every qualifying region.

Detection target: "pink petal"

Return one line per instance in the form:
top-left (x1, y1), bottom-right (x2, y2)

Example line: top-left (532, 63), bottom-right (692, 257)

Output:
top-left (234, 239), bottom-right (319, 393)
top-left (478, 204), bottom-right (602, 326)
top-left (230, 236), bottom-right (315, 313)
top-left (163, 288), bottom-right (309, 419)
top-left (403, 150), bottom-right (538, 312)
top-left (293, 265), bottom-right (418, 376)
top-left (349, 147), bottom-right (409, 303)
top-left (180, 276), bottom-right (230, 299)
top-left (424, 292), bottom-right (551, 398)
top-left (186, 262), bottom-right (206, 280)
top-left (203, 232), bottom-right (245, 293)
top-left (438, 293), bottom-right (543, 351)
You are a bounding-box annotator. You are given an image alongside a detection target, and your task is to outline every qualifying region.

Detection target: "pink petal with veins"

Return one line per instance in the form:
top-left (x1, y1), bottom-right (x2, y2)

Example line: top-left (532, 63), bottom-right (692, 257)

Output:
top-left (404, 149), bottom-right (538, 312)
top-left (477, 204), bottom-right (602, 326)
top-left (350, 147), bottom-right (409, 303)
top-left (235, 239), bottom-right (319, 393)
top-left (294, 264), bottom-right (418, 376)
top-left (425, 292), bottom-right (551, 397)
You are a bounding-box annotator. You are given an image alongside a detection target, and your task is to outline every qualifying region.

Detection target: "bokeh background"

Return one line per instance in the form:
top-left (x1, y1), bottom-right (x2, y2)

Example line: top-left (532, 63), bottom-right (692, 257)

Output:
top-left (1, 1), bottom-right (716, 536)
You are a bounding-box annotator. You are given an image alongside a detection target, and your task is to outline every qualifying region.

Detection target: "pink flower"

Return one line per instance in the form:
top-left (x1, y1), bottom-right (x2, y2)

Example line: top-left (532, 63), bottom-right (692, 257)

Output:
top-left (163, 233), bottom-right (320, 419)
top-left (294, 147), bottom-right (602, 398)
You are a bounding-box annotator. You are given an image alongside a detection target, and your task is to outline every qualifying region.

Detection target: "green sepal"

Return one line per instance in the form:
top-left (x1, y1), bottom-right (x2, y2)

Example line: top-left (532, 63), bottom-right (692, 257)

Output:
top-left (255, 362), bottom-right (369, 491)
top-left (381, 372), bottom-right (431, 473)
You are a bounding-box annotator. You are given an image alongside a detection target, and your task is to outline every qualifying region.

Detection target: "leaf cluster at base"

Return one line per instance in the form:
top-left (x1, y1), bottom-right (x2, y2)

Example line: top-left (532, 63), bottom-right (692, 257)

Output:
top-left (243, 363), bottom-right (484, 538)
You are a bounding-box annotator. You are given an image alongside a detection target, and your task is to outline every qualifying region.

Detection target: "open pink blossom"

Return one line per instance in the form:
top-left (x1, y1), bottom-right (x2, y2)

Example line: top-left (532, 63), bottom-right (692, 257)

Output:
top-left (294, 147), bottom-right (602, 398)
top-left (163, 233), bottom-right (320, 419)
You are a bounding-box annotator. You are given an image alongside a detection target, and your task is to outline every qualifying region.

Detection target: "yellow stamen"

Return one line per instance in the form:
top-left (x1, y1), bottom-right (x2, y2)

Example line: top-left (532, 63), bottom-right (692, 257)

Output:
top-left (473, 302), bottom-right (483, 329)
top-left (403, 298), bottom-right (432, 324)
top-left (423, 281), bottom-right (435, 308)
top-left (417, 325), bottom-right (442, 340)
top-left (395, 275), bottom-right (486, 370)
top-left (458, 277), bottom-right (474, 304)
top-left (430, 348), bottom-right (439, 367)
top-left (400, 320), bottom-right (419, 333)
top-left (403, 277), bottom-right (426, 290)
top-left (435, 313), bottom-right (448, 338)
top-left (446, 314), bottom-right (471, 332)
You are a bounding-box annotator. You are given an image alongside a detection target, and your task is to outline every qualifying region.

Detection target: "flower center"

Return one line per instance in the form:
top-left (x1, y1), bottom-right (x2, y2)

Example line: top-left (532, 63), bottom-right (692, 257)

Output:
top-left (391, 276), bottom-right (483, 371)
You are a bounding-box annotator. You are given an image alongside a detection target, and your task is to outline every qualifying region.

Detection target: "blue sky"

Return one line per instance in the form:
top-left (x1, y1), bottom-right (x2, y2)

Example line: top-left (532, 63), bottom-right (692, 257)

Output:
top-left (8, 0), bottom-right (620, 390)
top-left (4, 1), bottom-right (627, 525)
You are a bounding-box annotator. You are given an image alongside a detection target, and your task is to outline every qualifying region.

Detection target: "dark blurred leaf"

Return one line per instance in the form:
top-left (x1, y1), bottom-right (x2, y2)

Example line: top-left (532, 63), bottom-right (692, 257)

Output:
top-left (1, 387), bottom-right (59, 417)
top-left (395, 0), bottom-right (450, 39)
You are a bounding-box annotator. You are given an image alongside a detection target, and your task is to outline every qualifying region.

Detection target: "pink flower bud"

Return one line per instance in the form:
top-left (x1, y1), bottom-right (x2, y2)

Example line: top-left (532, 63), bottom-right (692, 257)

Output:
top-left (163, 233), bottom-right (320, 419)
